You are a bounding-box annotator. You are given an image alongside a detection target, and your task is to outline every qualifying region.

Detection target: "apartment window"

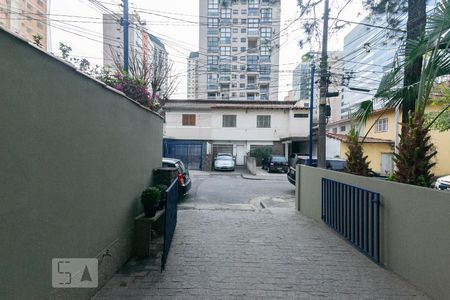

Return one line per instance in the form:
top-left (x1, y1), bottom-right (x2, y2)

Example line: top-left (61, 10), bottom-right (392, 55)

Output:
top-left (260, 64), bottom-right (271, 75)
top-left (240, 83), bottom-right (245, 88)
top-left (233, 28), bottom-right (238, 33)
top-left (261, 8), bottom-right (272, 22)
top-left (220, 46), bottom-right (231, 56)
top-left (232, 47), bottom-right (238, 52)
top-left (249, 0), bottom-right (259, 8)
top-left (233, 9), bottom-right (239, 14)
top-left (232, 65), bottom-right (238, 70)
top-left (261, 27), bottom-right (272, 40)
top-left (208, 37), bottom-right (219, 50)
top-left (240, 56), bottom-right (246, 62)
top-left (241, 18), bottom-right (247, 24)
top-left (248, 18), bottom-right (259, 28)
top-left (37, 0), bottom-right (44, 6)
top-left (182, 114), bottom-right (196, 126)
top-left (232, 83), bottom-right (237, 88)
top-left (240, 46), bottom-right (246, 52)
top-left (208, 18), bottom-right (219, 27)
top-left (232, 74), bottom-right (237, 79)
top-left (340, 125), bottom-right (346, 132)
top-left (241, 9), bottom-right (247, 14)
top-left (222, 115), bottom-right (237, 127)
top-left (260, 45), bottom-right (271, 56)
top-left (375, 118), bottom-right (388, 132)
top-left (247, 55), bottom-right (258, 65)
top-left (257, 115), bottom-right (271, 128)
top-left (241, 28), bottom-right (246, 33)
top-left (232, 37), bottom-right (238, 42)
top-left (240, 65), bottom-right (246, 71)
top-left (239, 92), bottom-right (246, 97)
top-left (221, 8), bottom-right (231, 18)
top-left (232, 92), bottom-right (237, 97)
top-left (241, 38), bottom-right (246, 43)
top-left (208, 0), bottom-right (219, 9)
top-left (240, 74), bottom-right (246, 79)
top-left (233, 18), bottom-right (238, 24)
top-left (232, 56), bottom-right (237, 61)
top-left (220, 27), bottom-right (231, 43)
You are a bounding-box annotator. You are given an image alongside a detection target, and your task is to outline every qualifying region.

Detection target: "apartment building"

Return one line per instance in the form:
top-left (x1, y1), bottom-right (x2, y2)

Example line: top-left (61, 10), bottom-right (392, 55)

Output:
top-left (0, 0), bottom-right (48, 49)
top-left (292, 51), bottom-right (343, 123)
top-left (103, 14), bottom-right (169, 95)
top-left (198, 0), bottom-right (281, 101)
top-left (187, 51), bottom-right (199, 99)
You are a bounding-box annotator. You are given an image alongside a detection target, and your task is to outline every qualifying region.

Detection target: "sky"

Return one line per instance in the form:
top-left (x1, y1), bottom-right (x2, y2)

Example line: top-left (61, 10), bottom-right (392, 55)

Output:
top-left (49, 0), bottom-right (365, 100)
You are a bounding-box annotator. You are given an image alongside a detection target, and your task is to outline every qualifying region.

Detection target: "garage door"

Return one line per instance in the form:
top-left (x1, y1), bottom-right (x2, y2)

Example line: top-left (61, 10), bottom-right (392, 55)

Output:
top-left (164, 140), bottom-right (204, 170)
top-left (212, 144), bottom-right (233, 158)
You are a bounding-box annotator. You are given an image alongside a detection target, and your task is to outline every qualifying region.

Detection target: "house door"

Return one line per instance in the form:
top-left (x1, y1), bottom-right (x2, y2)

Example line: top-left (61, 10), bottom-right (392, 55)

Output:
top-left (380, 153), bottom-right (393, 176)
top-left (236, 145), bottom-right (245, 166)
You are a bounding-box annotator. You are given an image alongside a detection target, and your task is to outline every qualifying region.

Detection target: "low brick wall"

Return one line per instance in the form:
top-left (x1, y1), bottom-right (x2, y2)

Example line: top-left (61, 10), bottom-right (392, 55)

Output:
top-left (296, 165), bottom-right (450, 299)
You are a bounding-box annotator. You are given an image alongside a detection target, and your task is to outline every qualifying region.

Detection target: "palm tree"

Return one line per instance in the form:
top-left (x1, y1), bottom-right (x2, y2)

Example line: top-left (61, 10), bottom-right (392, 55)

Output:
top-left (355, 0), bottom-right (450, 186)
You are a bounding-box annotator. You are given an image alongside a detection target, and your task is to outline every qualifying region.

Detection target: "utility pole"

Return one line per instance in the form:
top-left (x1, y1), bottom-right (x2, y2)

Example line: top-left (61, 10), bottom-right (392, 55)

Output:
top-left (308, 62), bottom-right (315, 166)
top-left (317, 0), bottom-right (329, 168)
top-left (123, 0), bottom-right (129, 73)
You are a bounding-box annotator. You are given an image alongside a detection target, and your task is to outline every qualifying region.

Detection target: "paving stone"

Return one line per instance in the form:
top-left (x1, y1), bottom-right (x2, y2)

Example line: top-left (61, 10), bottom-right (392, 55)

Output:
top-left (94, 208), bottom-right (429, 299)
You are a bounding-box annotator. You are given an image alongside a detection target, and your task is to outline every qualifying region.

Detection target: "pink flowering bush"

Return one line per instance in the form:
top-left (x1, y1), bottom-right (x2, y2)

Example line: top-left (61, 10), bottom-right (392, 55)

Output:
top-left (99, 69), bottom-right (160, 111)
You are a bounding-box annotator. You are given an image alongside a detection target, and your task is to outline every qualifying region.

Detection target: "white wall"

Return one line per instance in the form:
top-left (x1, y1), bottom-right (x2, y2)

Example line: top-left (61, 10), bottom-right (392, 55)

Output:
top-left (164, 108), bottom-right (309, 142)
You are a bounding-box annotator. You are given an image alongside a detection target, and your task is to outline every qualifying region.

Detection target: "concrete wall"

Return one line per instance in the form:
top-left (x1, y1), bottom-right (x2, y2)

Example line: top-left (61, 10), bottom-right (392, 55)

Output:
top-left (0, 29), bottom-right (163, 299)
top-left (246, 156), bottom-right (257, 175)
top-left (296, 165), bottom-right (450, 299)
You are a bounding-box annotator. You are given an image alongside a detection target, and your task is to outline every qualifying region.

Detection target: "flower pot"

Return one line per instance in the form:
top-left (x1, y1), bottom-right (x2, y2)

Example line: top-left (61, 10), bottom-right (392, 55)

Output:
top-left (144, 205), bottom-right (158, 218)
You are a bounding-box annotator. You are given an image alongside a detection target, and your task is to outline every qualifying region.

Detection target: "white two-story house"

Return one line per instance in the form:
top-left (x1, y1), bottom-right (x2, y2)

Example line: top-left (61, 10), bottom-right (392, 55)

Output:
top-left (163, 100), bottom-right (310, 170)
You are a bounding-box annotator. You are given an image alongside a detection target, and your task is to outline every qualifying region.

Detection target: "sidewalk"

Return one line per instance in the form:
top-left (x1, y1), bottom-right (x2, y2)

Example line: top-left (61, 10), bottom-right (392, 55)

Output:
top-left (241, 166), bottom-right (288, 181)
top-left (94, 208), bottom-right (428, 299)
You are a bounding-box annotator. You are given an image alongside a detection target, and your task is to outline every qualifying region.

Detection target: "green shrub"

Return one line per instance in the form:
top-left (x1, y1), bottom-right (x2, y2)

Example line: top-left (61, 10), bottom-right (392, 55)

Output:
top-left (155, 184), bottom-right (168, 193)
top-left (141, 187), bottom-right (160, 208)
top-left (249, 147), bottom-right (272, 166)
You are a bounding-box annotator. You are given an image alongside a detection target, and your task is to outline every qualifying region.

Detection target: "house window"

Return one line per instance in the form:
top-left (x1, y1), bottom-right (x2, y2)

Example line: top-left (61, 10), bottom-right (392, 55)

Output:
top-left (182, 114), bottom-right (196, 126)
top-left (332, 128), bottom-right (338, 133)
top-left (257, 115), bottom-right (271, 128)
top-left (375, 118), bottom-right (388, 132)
top-left (340, 125), bottom-right (346, 132)
top-left (294, 114), bottom-right (309, 118)
top-left (222, 115), bottom-right (237, 127)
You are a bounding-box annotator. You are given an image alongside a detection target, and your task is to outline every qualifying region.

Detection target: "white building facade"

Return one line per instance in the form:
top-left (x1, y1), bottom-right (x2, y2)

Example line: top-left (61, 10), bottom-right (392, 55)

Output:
top-left (164, 100), bottom-right (310, 169)
top-left (198, 0), bottom-right (281, 101)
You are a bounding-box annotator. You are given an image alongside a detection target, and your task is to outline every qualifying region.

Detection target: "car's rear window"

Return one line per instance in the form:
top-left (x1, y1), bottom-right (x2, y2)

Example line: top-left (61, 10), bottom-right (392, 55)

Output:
top-left (217, 156), bottom-right (233, 161)
top-left (272, 156), bottom-right (287, 163)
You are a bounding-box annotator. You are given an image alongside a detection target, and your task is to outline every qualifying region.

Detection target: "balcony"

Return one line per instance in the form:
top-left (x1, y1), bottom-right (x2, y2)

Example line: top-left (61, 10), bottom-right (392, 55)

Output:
top-left (246, 83), bottom-right (258, 90)
top-left (219, 56), bottom-right (232, 63)
top-left (208, 65), bottom-right (219, 71)
top-left (219, 76), bottom-right (231, 82)
top-left (259, 55), bottom-right (271, 63)
top-left (207, 84), bottom-right (219, 91)
top-left (219, 38), bottom-right (231, 45)
top-left (247, 47), bottom-right (258, 53)
top-left (247, 28), bottom-right (259, 37)
top-left (208, 28), bottom-right (219, 35)
top-left (220, 18), bottom-right (232, 25)
top-left (247, 64), bottom-right (258, 72)
top-left (207, 46), bottom-right (219, 53)
top-left (260, 18), bottom-right (272, 25)
top-left (259, 75), bottom-right (271, 82)
top-left (248, 8), bottom-right (259, 16)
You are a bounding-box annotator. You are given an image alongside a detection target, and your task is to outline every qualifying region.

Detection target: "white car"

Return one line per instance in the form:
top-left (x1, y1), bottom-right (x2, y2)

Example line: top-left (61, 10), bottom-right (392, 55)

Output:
top-left (214, 156), bottom-right (235, 171)
top-left (435, 175), bottom-right (450, 191)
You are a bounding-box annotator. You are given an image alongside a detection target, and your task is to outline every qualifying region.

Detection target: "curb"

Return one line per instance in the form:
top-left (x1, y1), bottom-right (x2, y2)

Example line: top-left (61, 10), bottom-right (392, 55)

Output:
top-left (240, 174), bottom-right (287, 181)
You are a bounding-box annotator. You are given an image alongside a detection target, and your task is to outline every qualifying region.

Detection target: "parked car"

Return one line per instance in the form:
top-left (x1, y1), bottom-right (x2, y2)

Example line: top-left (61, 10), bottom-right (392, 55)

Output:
top-left (287, 155), bottom-right (347, 185)
top-left (162, 158), bottom-right (192, 195)
top-left (216, 152), bottom-right (233, 159)
top-left (263, 155), bottom-right (289, 173)
top-left (214, 155), bottom-right (235, 171)
top-left (435, 175), bottom-right (450, 191)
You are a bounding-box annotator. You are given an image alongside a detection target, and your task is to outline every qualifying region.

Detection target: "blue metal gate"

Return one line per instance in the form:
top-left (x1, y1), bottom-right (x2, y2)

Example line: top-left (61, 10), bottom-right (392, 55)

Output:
top-left (321, 178), bottom-right (381, 264)
top-left (161, 179), bottom-right (178, 271)
top-left (163, 140), bottom-right (204, 170)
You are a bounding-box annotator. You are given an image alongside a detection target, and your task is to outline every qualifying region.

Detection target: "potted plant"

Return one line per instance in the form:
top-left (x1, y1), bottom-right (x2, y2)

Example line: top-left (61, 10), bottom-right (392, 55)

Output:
top-left (155, 184), bottom-right (168, 210)
top-left (141, 187), bottom-right (160, 218)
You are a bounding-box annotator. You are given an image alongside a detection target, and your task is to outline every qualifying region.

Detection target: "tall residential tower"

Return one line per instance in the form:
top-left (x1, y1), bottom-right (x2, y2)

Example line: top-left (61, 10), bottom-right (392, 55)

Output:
top-left (198, 0), bottom-right (281, 101)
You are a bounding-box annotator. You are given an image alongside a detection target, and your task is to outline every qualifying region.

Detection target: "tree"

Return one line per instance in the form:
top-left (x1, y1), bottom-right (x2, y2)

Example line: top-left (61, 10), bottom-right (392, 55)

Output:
top-left (32, 34), bottom-right (43, 48)
top-left (425, 84), bottom-right (450, 132)
top-left (345, 127), bottom-right (372, 176)
top-left (356, 1), bottom-right (450, 186)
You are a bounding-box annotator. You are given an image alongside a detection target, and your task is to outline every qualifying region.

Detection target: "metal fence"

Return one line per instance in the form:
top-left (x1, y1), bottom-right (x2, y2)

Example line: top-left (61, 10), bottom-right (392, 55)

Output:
top-left (161, 179), bottom-right (178, 271)
top-left (321, 178), bottom-right (381, 264)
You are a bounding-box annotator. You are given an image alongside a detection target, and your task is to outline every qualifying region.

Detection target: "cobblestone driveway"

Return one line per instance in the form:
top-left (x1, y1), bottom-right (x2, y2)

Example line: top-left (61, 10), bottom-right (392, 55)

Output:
top-left (94, 206), bottom-right (428, 299)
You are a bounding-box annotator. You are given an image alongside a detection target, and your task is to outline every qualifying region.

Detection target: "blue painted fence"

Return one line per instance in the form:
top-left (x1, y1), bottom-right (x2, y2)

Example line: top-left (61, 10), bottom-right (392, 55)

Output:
top-left (321, 178), bottom-right (381, 264)
top-left (161, 178), bottom-right (178, 271)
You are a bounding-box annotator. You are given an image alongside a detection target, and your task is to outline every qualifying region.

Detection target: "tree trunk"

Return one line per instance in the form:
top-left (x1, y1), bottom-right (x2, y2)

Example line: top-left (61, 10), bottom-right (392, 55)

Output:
top-left (402, 0), bottom-right (427, 123)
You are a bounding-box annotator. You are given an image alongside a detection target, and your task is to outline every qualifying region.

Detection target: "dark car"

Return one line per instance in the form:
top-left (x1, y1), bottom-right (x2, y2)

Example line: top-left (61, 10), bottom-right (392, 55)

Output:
top-left (263, 155), bottom-right (289, 173)
top-left (162, 158), bottom-right (192, 195)
top-left (287, 155), bottom-right (347, 185)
